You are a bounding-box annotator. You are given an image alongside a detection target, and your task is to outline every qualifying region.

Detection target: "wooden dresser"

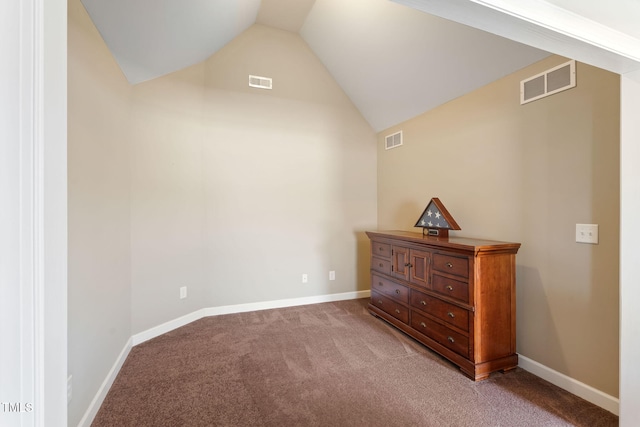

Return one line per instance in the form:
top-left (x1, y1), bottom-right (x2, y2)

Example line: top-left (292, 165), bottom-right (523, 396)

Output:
top-left (366, 230), bottom-right (521, 380)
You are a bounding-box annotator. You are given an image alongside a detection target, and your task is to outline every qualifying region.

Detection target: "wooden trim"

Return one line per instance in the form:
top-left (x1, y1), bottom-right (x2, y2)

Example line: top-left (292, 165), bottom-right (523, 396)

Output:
top-left (14, 0), bottom-right (45, 424)
top-left (366, 230), bottom-right (520, 254)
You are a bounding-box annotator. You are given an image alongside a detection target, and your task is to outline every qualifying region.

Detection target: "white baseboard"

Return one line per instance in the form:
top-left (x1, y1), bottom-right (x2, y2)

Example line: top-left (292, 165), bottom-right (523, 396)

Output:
top-left (132, 308), bottom-right (209, 346)
top-left (518, 355), bottom-right (619, 415)
top-left (78, 337), bottom-right (132, 427)
top-left (133, 290), bottom-right (371, 346)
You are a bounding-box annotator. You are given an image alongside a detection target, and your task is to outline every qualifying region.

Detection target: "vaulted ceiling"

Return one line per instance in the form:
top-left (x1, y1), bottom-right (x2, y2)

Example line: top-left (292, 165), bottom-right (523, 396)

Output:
top-left (81, 0), bottom-right (556, 131)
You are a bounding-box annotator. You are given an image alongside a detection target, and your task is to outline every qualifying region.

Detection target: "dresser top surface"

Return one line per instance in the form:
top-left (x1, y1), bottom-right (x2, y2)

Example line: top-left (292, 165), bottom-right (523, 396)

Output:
top-left (366, 230), bottom-right (521, 253)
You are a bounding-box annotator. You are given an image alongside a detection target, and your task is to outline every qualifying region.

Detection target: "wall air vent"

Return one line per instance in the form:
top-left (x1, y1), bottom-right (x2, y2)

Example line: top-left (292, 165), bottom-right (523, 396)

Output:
top-left (520, 60), bottom-right (576, 105)
top-left (385, 131), bottom-right (403, 150)
top-left (249, 75), bottom-right (272, 90)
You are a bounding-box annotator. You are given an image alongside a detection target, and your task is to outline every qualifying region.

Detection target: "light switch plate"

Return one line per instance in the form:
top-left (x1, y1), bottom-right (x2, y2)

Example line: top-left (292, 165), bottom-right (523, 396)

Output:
top-left (576, 224), bottom-right (598, 244)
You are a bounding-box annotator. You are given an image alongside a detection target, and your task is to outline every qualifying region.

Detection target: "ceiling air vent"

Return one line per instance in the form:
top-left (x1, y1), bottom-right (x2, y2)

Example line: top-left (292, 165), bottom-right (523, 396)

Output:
top-left (385, 131), bottom-right (403, 150)
top-left (249, 75), bottom-right (272, 90)
top-left (520, 60), bottom-right (576, 105)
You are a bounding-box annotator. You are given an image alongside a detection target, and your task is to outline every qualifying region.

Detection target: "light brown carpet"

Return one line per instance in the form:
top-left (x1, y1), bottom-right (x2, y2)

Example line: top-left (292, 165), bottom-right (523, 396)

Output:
top-left (92, 298), bottom-right (618, 426)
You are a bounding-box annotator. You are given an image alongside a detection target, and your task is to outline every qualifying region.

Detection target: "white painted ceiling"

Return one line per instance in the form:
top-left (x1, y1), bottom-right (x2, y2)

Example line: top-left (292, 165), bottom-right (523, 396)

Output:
top-left (300, 0), bottom-right (549, 131)
top-left (81, 0), bottom-right (552, 131)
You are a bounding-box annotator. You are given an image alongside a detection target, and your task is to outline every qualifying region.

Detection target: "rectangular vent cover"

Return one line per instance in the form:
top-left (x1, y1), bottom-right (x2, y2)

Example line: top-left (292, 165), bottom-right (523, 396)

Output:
top-left (385, 131), bottom-right (403, 150)
top-left (521, 60), bottom-right (575, 105)
top-left (249, 75), bottom-right (272, 90)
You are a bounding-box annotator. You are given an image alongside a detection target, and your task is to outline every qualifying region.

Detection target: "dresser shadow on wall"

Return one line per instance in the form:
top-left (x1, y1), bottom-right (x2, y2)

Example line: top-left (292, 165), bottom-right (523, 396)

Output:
top-left (355, 231), bottom-right (372, 291)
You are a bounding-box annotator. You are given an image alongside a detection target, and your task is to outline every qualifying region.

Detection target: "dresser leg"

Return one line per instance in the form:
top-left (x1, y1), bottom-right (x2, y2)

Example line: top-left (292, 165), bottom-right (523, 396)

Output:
top-left (473, 372), bottom-right (491, 381)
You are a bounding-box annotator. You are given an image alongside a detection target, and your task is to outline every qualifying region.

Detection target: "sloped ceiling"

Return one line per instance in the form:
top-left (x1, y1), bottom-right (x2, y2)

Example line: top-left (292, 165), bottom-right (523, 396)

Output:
top-left (256, 0), bottom-right (317, 33)
top-left (300, 0), bottom-right (549, 131)
top-left (81, 0), bottom-right (261, 84)
top-left (81, 0), bottom-right (551, 131)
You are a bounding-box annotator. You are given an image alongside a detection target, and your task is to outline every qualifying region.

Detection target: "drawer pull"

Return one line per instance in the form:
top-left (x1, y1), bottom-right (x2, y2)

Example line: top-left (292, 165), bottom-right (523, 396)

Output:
top-left (447, 312), bottom-right (455, 318)
top-left (420, 300), bottom-right (426, 306)
top-left (420, 322), bottom-right (426, 328)
top-left (378, 300), bottom-right (383, 305)
top-left (379, 247), bottom-right (384, 251)
top-left (447, 336), bottom-right (455, 343)
top-left (446, 262), bottom-right (453, 268)
top-left (395, 289), bottom-right (400, 295)
top-left (378, 281), bottom-right (383, 286)
top-left (395, 309), bottom-right (400, 314)
top-left (379, 263), bottom-right (384, 268)
top-left (446, 285), bottom-right (454, 291)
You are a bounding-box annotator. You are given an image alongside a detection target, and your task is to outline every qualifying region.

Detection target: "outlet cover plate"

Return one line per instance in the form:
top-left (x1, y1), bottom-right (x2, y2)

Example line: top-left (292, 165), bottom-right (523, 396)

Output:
top-left (576, 224), bottom-right (598, 244)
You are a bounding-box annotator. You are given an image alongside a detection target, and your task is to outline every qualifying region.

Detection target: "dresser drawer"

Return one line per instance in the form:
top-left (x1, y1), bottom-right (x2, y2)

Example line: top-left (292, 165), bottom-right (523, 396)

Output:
top-left (410, 290), bottom-right (469, 332)
top-left (371, 292), bottom-right (409, 323)
top-left (371, 257), bottom-right (392, 275)
top-left (411, 311), bottom-right (469, 358)
top-left (372, 274), bottom-right (409, 303)
top-left (432, 274), bottom-right (469, 304)
top-left (372, 241), bottom-right (391, 258)
top-left (433, 253), bottom-right (469, 278)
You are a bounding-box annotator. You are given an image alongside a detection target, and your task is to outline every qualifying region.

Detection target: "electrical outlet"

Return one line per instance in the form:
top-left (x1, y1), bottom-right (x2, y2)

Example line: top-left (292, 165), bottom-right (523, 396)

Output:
top-left (67, 375), bottom-right (72, 404)
top-left (329, 270), bottom-right (335, 281)
top-left (180, 286), bottom-right (187, 299)
top-left (576, 224), bottom-right (599, 244)
top-left (302, 274), bottom-right (308, 283)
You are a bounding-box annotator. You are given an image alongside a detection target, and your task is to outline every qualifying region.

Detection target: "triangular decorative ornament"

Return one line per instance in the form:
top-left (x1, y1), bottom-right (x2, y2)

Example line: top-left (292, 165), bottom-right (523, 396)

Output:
top-left (414, 198), bottom-right (461, 238)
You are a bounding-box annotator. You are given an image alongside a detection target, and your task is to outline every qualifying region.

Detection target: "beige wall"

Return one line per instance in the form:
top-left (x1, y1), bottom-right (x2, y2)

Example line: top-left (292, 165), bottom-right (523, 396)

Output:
top-left (377, 56), bottom-right (620, 396)
top-left (69, 12), bottom-right (377, 421)
top-left (130, 24), bottom-right (377, 333)
top-left (67, 0), bottom-right (132, 425)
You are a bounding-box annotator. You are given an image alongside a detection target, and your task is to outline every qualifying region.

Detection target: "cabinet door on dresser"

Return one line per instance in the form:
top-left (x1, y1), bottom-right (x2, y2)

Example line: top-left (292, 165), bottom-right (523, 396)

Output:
top-left (409, 249), bottom-right (431, 288)
top-left (391, 245), bottom-right (431, 288)
top-left (391, 246), bottom-right (410, 281)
